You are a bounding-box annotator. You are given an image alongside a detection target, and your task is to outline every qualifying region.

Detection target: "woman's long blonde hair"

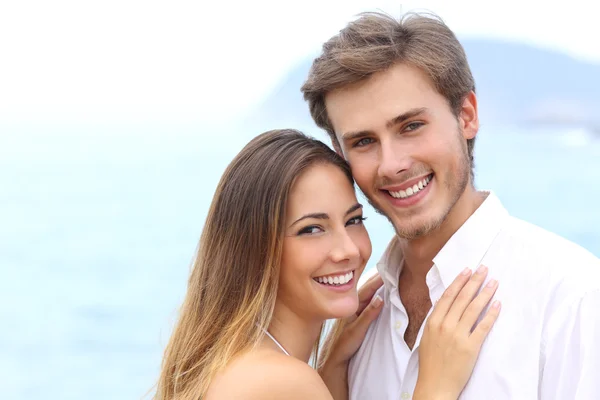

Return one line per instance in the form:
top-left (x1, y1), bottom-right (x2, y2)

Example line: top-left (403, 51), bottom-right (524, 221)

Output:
top-left (154, 129), bottom-right (353, 399)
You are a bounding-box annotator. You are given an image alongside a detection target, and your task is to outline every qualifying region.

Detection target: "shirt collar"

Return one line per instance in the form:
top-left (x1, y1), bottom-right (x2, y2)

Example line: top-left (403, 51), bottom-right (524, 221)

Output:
top-left (376, 235), bottom-right (403, 290)
top-left (434, 191), bottom-right (509, 288)
top-left (376, 191), bottom-right (509, 290)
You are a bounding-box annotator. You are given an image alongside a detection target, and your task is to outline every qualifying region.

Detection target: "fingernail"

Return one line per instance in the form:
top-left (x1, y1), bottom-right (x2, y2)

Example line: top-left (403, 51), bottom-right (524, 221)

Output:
top-left (461, 267), bottom-right (471, 276)
top-left (486, 279), bottom-right (498, 288)
top-left (476, 265), bottom-right (488, 274)
top-left (372, 295), bottom-right (383, 307)
top-left (492, 300), bottom-right (501, 309)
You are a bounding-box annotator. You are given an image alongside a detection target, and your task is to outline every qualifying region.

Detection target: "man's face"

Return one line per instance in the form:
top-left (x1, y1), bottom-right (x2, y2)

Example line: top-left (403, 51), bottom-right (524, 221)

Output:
top-left (325, 63), bottom-right (478, 239)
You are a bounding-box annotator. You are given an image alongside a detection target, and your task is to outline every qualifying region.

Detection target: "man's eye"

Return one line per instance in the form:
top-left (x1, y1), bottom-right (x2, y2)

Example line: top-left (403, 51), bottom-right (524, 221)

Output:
top-left (354, 137), bottom-right (374, 147)
top-left (405, 122), bottom-right (424, 132)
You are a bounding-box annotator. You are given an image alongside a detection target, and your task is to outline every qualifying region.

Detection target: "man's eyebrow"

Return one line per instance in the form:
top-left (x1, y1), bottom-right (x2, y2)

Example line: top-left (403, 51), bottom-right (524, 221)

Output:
top-left (290, 203), bottom-right (363, 227)
top-left (341, 130), bottom-right (371, 143)
top-left (340, 108), bottom-right (428, 142)
top-left (385, 107), bottom-right (427, 129)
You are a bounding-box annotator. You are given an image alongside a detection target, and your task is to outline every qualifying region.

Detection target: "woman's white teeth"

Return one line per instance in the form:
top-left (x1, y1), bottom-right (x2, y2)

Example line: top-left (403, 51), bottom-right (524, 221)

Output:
top-left (316, 271), bottom-right (354, 286)
top-left (389, 175), bottom-right (432, 199)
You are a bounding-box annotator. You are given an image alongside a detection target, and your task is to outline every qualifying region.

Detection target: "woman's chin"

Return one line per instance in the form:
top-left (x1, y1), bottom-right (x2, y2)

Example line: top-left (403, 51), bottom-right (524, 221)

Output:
top-left (323, 296), bottom-right (359, 320)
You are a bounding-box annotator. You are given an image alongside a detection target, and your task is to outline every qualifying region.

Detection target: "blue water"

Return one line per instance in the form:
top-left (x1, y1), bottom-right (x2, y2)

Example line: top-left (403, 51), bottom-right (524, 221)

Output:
top-left (1, 123), bottom-right (599, 399)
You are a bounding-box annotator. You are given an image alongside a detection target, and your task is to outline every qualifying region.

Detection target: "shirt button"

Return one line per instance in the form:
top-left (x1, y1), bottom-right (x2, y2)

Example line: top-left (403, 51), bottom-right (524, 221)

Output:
top-left (395, 321), bottom-right (403, 330)
top-left (401, 392), bottom-right (411, 400)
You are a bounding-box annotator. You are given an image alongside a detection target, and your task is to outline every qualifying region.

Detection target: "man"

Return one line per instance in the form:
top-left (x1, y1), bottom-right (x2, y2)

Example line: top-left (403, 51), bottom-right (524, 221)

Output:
top-left (301, 11), bottom-right (600, 399)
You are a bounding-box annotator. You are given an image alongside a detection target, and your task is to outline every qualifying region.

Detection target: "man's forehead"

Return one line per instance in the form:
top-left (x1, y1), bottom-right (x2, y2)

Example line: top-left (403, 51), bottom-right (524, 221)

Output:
top-left (324, 67), bottom-right (440, 135)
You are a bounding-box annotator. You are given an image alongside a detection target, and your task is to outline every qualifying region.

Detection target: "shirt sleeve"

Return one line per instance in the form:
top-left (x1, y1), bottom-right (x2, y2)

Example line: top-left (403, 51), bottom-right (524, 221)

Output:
top-left (540, 289), bottom-right (600, 399)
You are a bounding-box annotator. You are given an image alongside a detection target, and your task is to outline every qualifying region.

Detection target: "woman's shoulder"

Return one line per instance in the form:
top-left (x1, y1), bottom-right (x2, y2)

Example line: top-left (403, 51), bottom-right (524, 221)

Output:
top-left (205, 349), bottom-right (332, 400)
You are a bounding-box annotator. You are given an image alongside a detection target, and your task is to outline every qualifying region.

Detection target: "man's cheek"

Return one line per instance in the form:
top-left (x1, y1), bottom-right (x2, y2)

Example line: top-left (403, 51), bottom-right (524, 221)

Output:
top-left (351, 164), bottom-right (376, 188)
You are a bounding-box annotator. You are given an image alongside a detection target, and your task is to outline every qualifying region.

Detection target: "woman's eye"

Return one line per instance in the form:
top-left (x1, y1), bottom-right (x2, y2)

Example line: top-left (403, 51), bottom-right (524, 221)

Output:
top-left (354, 137), bottom-right (374, 148)
top-left (298, 225), bottom-right (323, 235)
top-left (347, 216), bottom-right (367, 226)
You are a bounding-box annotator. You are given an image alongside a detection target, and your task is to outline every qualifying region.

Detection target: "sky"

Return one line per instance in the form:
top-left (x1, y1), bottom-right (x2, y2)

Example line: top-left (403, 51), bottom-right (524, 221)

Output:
top-left (1, 0), bottom-right (599, 125)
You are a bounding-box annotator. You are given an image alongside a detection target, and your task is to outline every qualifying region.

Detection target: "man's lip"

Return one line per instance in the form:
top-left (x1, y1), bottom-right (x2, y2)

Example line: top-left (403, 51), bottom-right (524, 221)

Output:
top-left (380, 173), bottom-right (433, 192)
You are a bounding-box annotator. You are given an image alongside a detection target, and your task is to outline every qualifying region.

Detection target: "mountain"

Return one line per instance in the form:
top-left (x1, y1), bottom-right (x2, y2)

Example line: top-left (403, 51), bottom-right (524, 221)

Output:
top-left (250, 38), bottom-right (600, 133)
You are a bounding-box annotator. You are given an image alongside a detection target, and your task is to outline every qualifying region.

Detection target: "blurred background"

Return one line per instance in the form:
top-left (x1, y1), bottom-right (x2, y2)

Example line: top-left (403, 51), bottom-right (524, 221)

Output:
top-left (1, 0), bottom-right (599, 398)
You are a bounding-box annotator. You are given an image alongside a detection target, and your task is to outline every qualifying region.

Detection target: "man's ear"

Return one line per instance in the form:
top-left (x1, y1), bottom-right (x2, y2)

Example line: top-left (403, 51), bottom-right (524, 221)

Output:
top-left (460, 91), bottom-right (479, 140)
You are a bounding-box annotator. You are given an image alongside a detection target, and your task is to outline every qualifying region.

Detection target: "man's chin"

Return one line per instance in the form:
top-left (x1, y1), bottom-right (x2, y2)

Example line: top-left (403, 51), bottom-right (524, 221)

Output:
top-left (394, 224), bottom-right (434, 240)
top-left (389, 213), bottom-right (446, 240)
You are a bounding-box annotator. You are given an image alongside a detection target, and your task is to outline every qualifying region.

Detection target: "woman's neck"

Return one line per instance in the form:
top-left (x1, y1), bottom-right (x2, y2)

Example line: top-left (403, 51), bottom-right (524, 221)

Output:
top-left (266, 302), bottom-right (323, 363)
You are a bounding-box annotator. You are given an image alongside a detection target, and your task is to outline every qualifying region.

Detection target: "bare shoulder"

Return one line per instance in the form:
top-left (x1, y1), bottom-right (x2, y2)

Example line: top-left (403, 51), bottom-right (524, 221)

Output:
top-left (206, 349), bottom-right (333, 400)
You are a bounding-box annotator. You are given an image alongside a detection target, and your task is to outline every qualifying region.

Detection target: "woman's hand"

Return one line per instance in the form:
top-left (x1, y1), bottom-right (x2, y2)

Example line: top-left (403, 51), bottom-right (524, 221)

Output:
top-left (318, 272), bottom-right (384, 399)
top-left (324, 273), bottom-right (384, 364)
top-left (414, 266), bottom-right (501, 400)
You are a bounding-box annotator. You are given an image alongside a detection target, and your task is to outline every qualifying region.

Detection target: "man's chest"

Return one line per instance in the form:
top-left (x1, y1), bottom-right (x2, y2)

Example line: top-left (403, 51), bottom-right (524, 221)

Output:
top-left (349, 295), bottom-right (544, 400)
top-left (398, 281), bottom-right (432, 349)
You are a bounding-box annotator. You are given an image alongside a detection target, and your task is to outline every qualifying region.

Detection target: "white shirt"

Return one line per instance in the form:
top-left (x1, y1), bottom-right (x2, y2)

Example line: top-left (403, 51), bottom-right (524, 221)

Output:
top-left (349, 192), bottom-right (600, 400)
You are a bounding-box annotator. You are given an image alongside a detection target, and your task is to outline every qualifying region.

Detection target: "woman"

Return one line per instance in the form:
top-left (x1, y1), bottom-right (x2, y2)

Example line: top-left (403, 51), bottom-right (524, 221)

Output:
top-left (154, 129), bottom-right (500, 399)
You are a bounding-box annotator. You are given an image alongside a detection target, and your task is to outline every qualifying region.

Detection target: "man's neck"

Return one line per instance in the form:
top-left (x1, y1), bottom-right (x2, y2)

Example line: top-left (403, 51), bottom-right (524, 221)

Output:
top-left (399, 187), bottom-right (486, 279)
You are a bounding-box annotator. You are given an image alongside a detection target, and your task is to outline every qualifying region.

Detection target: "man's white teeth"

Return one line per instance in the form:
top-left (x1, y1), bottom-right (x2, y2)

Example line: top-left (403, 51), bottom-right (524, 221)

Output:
top-left (315, 271), bottom-right (354, 286)
top-left (389, 175), bottom-right (432, 199)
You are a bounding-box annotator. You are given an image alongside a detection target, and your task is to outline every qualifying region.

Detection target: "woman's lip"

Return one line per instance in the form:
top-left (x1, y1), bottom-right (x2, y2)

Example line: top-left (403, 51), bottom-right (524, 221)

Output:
top-left (312, 269), bottom-right (355, 280)
top-left (313, 274), bottom-right (356, 292)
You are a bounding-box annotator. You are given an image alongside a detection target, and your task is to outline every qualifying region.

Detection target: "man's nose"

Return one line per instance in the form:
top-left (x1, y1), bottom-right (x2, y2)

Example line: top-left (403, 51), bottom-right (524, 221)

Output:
top-left (377, 138), bottom-right (411, 180)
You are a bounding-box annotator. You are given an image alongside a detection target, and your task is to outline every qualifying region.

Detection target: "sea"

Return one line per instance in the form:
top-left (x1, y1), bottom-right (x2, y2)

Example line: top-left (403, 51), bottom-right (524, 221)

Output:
top-left (1, 122), bottom-right (599, 399)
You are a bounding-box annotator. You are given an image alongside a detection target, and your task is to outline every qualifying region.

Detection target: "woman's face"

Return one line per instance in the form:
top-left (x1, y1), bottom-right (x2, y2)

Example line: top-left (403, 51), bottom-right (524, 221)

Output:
top-left (278, 163), bottom-right (372, 321)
